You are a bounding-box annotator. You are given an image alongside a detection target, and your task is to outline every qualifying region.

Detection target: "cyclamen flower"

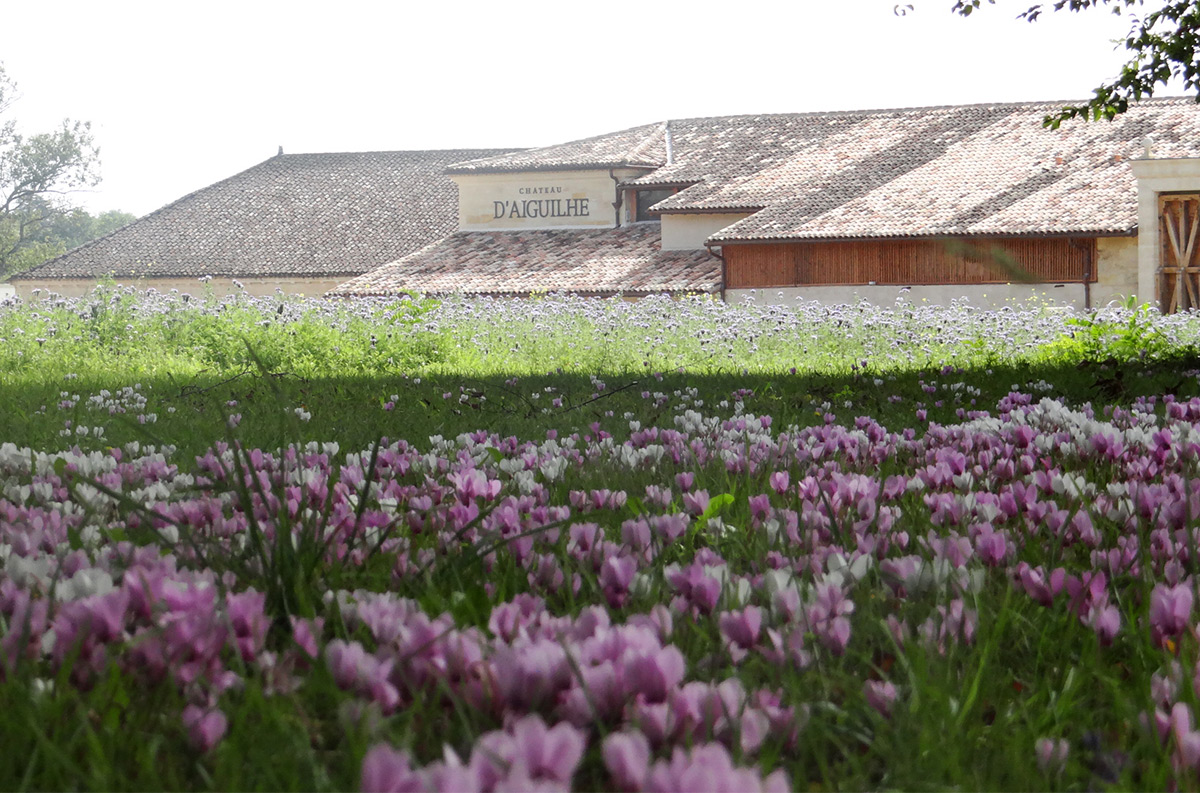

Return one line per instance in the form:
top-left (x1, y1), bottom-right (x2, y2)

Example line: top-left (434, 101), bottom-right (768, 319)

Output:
top-left (1171, 703), bottom-right (1200, 774)
top-left (682, 489), bottom-right (711, 516)
top-left (1035, 737), bottom-right (1069, 775)
top-left (643, 743), bottom-right (789, 793)
top-left (807, 581), bottom-right (854, 655)
top-left (863, 679), bottom-right (898, 718)
top-left (1150, 583), bottom-right (1194, 647)
top-left (182, 705), bottom-right (227, 753)
top-left (1016, 563), bottom-right (1066, 607)
top-left (600, 555), bottom-right (639, 607)
top-left (603, 730), bottom-right (651, 792)
top-left (479, 714), bottom-right (585, 787)
top-left (325, 640), bottom-right (400, 712)
top-left (718, 606), bottom-right (763, 662)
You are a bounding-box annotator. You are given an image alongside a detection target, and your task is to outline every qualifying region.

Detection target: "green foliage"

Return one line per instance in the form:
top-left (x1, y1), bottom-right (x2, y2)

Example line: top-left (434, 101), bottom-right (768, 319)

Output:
top-left (952, 0), bottom-right (1200, 126)
top-left (0, 61), bottom-right (104, 280)
top-left (1042, 301), bottom-right (1187, 364)
top-left (3, 296), bottom-right (1200, 789)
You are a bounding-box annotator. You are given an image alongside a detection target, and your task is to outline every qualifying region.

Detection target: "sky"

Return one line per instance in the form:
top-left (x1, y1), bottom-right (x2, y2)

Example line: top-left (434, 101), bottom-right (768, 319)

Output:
top-left (2, 0), bottom-right (1150, 217)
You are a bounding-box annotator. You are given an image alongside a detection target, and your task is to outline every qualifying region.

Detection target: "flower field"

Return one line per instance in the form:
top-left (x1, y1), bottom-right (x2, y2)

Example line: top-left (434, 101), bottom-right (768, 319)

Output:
top-left (6, 287), bottom-right (1200, 789)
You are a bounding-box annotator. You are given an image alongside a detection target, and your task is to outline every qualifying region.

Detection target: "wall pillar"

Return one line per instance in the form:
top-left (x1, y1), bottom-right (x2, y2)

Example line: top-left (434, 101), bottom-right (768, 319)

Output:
top-left (1130, 157), bottom-right (1200, 309)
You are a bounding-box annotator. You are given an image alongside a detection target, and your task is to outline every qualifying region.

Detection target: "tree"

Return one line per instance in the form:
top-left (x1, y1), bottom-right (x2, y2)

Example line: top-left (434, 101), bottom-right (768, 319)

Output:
top-left (0, 61), bottom-right (102, 279)
top-left (2, 200), bottom-right (136, 274)
top-left (949, 1), bottom-right (1200, 126)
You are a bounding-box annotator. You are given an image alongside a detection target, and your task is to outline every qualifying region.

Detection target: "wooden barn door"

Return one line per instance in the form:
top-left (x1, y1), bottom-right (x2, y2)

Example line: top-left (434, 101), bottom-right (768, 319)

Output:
top-left (1159, 194), bottom-right (1200, 312)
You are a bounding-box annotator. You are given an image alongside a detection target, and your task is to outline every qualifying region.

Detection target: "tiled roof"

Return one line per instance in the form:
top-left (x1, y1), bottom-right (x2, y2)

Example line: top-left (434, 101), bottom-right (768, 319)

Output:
top-left (444, 124), bottom-right (666, 173)
top-left (705, 100), bottom-right (1200, 242)
top-left (12, 149), bottom-right (518, 281)
top-left (328, 224), bottom-right (719, 297)
top-left (446, 99), bottom-right (1200, 241)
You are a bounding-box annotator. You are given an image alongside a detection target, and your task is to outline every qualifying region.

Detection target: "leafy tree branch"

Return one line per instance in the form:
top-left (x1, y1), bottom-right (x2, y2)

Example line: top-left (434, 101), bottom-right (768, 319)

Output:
top-left (950, 0), bottom-right (1200, 126)
top-left (0, 62), bottom-right (104, 279)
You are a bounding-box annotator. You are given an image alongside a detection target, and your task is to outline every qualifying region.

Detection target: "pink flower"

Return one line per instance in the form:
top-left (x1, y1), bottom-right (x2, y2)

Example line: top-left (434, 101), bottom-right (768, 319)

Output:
top-left (181, 705), bottom-right (227, 753)
top-left (1151, 583), bottom-right (1194, 647)
top-left (682, 489), bottom-right (711, 517)
top-left (1035, 737), bottom-right (1069, 775)
top-left (643, 743), bottom-right (789, 793)
top-left (748, 494), bottom-right (771, 525)
top-left (718, 606), bottom-right (763, 662)
top-left (508, 714), bottom-right (586, 784)
top-left (471, 715), bottom-right (584, 789)
top-left (649, 514), bottom-right (689, 543)
top-left (325, 640), bottom-right (400, 712)
top-left (492, 638), bottom-right (571, 711)
top-left (1172, 703), bottom-right (1200, 773)
top-left (600, 555), bottom-right (639, 607)
top-left (625, 645), bottom-right (687, 703)
top-left (602, 730), bottom-right (651, 791)
top-left (863, 679), bottom-right (897, 717)
top-left (360, 744), bottom-right (421, 793)
top-left (1087, 604), bottom-right (1121, 646)
top-left (1016, 563), bottom-right (1065, 607)
top-left (226, 589), bottom-right (268, 661)
top-left (768, 471), bottom-right (790, 496)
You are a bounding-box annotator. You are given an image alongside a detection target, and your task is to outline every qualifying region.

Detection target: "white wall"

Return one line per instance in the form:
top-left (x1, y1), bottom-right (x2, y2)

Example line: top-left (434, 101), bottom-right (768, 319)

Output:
top-left (12, 276), bottom-right (349, 300)
top-left (452, 169), bottom-right (644, 231)
top-left (660, 213), bottom-right (751, 250)
top-left (0, 283), bottom-right (14, 300)
top-left (1093, 235), bottom-right (1139, 307)
top-left (727, 283), bottom-right (1087, 309)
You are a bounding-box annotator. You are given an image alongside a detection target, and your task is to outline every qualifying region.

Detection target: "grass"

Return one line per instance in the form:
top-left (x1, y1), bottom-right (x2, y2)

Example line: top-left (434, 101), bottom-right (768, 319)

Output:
top-left (2, 288), bottom-right (1200, 790)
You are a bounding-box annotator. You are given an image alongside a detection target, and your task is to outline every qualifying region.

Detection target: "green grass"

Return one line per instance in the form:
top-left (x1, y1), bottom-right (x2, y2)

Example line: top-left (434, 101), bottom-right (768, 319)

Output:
top-left (3, 290), bottom-right (1200, 790)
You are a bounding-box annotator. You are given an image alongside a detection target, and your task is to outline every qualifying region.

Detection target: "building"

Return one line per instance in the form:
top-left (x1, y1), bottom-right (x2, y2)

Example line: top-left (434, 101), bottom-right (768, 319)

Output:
top-left (331, 98), bottom-right (1200, 311)
top-left (7, 149), bottom-right (516, 299)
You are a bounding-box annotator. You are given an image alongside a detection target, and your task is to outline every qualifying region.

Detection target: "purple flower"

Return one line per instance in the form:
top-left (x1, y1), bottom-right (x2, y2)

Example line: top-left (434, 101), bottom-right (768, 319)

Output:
top-left (682, 489), bottom-right (711, 517)
top-left (1173, 703), bottom-right (1200, 772)
top-left (1150, 583), bottom-right (1194, 647)
top-left (863, 679), bottom-right (898, 717)
top-left (508, 714), bottom-right (586, 784)
top-left (643, 743), bottom-right (789, 793)
top-left (492, 638), bottom-right (572, 711)
top-left (625, 645), bottom-right (687, 703)
top-left (360, 744), bottom-right (424, 793)
top-left (600, 555), bottom-right (639, 607)
top-left (325, 640), bottom-right (400, 712)
top-left (603, 730), bottom-right (651, 792)
top-left (1016, 563), bottom-right (1066, 608)
top-left (768, 471), bottom-right (789, 496)
top-left (182, 705), bottom-right (227, 753)
top-left (718, 606), bottom-right (763, 662)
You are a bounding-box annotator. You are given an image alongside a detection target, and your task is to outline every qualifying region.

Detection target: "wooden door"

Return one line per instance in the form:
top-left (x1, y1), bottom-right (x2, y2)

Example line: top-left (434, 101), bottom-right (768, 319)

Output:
top-left (1159, 194), bottom-right (1200, 312)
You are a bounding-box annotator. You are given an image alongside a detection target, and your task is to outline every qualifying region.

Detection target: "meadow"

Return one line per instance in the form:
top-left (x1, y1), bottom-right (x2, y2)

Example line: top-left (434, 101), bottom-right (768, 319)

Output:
top-left (4, 285), bottom-right (1200, 790)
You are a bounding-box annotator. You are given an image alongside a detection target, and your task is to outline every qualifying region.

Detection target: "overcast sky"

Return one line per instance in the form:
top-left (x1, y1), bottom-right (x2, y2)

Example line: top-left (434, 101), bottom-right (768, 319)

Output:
top-left (3, 0), bottom-right (1148, 217)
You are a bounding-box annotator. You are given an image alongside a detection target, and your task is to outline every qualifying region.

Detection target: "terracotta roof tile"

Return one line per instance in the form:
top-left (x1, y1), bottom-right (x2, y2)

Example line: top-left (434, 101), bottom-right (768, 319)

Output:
top-left (445, 124), bottom-right (666, 173)
top-left (329, 225), bottom-right (719, 296)
top-left (13, 149), bottom-right (517, 281)
top-left (691, 100), bottom-right (1200, 241)
top-left (448, 99), bottom-right (1200, 241)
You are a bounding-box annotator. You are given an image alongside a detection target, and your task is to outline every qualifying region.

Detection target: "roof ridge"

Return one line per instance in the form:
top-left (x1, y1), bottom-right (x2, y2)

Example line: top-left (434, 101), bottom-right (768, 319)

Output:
top-left (445, 121), bottom-right (667, 172)
top-left (279, 147), bottom-right (523, 158)
top-left (624, 122), bottom-right (668, 165)
top-left (659, 95), bottom-right (1198, 126)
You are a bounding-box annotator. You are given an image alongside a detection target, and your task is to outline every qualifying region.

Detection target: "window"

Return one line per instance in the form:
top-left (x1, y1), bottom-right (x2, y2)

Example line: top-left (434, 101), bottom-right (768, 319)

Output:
top-left (633, 189), bottom-right (676, 222)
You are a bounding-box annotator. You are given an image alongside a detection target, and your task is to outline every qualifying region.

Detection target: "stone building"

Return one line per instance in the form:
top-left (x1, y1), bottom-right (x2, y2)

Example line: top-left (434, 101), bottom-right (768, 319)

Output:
top-left (8, 149), bottom-right (515, 299)
top-left (332, 99), bottom-right (1200, 311)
